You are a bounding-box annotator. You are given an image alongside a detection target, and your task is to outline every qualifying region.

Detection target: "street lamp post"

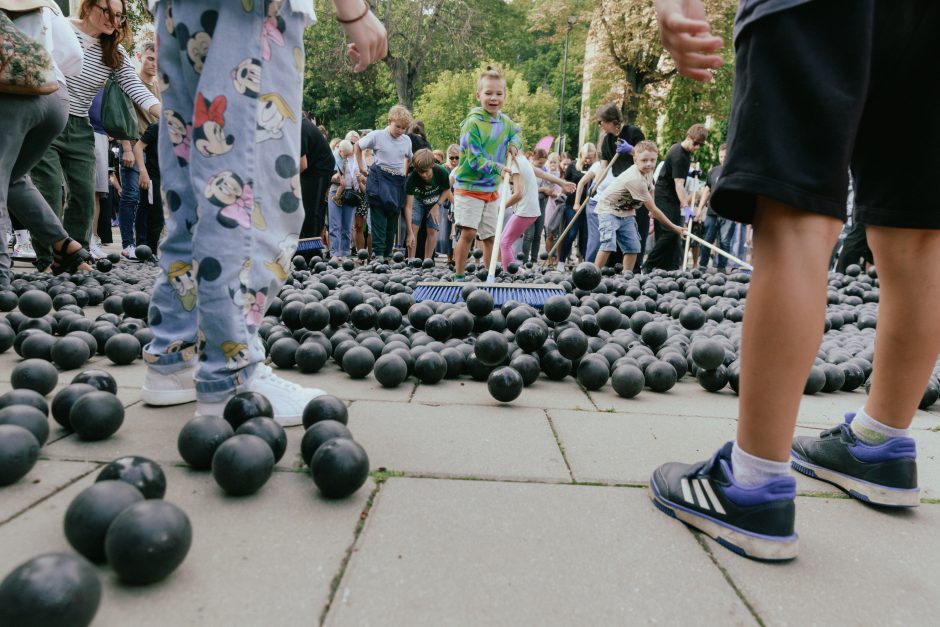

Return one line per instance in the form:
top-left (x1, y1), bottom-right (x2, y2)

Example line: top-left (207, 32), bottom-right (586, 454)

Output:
top-left (558, 15), bottom-right (576, 157)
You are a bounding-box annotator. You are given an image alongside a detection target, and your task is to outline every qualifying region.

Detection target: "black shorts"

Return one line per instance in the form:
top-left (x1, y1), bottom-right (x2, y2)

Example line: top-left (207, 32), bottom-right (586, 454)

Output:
top-left (712, 0), bottom-right (940, 229)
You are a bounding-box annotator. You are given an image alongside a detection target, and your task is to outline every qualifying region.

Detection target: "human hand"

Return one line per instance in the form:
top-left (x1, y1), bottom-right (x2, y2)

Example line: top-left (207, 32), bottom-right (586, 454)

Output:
top-left (139, 172), bottom-right (151, 190)
top-left (336, 2), bottom-right (388, 72)
top-left (121, 150), bottom-right (135, 169)
top-left (562, 181), bottom-right (576, 193)
top-left (615, 139), bottom-right (633, 155)
top-left (430, 204), bottom-right (440, 224)
top-left (654, 0), bottom-right (724, 82)
top-left (406, 230), bottom-right (416, 249)
top-left (672, 223), bottom-right (687, 238)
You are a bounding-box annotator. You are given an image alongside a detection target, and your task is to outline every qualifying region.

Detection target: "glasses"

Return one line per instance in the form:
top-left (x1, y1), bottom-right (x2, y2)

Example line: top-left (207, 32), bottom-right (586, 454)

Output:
top-left (449, 156), bottom-right (459, 161)
top-left (96, 4), bottom-right (126, 25)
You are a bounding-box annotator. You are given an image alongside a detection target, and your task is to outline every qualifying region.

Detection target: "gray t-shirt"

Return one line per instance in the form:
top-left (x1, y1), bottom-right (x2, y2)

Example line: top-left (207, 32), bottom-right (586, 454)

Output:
top-left (734, 0), bottom-right (815, 41)
top-left (358, 128), bottom-right (413, 175)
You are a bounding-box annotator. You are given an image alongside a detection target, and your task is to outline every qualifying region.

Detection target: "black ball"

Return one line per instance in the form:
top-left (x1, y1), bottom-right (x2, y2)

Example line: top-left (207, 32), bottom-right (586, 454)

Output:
top-left (612, 365), bottom-right (645, 398)
top-left (236, 417), bottom-right (287, 463)
top-left (0, 405), bottom-right (49, 446)
top-left (211, 434), bottom-right (275, 496)
top-left (0, 388), bottom-right (49, 416)
top-left (556, 328), bottom-right (588, 361)
top-left (177, 415), bottom-right (234, 470)
top-left (474, 330), bottom-right (509, 366)
top-left (465, 289), bottom-right (494, 317)
top-left (572, 262), bottom-right (601, 291)
top-left (350, 304), bottom-right (377, 330)
top-left (376, 305), bottom-right (403, 331)
top-left (104, 333), bottom-right (140, 365)
top-left (645, 360), bottom-right (678, 393)
top-left (69, 391), bottom-right (124, 440)
top-left (310, 437), bottom-right (370, 498)
top-left (96, 456), bottom-right (167, 499)
top-left (50, 336), bottom-right (90, 370)
top-left (104, 500), bottom-right (192, 584)
top-left (95, 258), bottom-right (112, 272)
top-left (679, 306), bottom-right (707, 330)
top-left (0, 323), bottom-right (13, 354)
top-left (414, 351), bottom-right (446, 384)
top-left (20, 332), bottom-right (55, 361)
top-left (804, 365), bottom-right (826, 395)
top-left (0, 424), bottom-right (40, 486)
top-left (691, 339), bottom-right (725, 370)
top-left (295, 341), bottom-right (329, 373)
top-left (121, 291), bottom-right (150, 319)
top-left (441, 347), bottom-right (465, 379)
top-left (302, 394), bottom-right (348, 429)
top-left (300, 420), bottom-right (352, 466)
top-left (373, 353), bottom-right (408, 388)
top-left (300, 302), bottom-right (330, 331)
top-left (270, 337), bottom-right (300, 369)
top-left (342, 345), bottom-right (376, 379)
top-left (64, 480), bottom-right (144, 562)
top-left (71, 369), bottom-right (118, 394)
top-left (134, 245), bottom-right (153, 261)
top-left (424, 314), bottom-right (452, 341)
top-left (487, 366), bottom-right (524, 402)
top-left (821, 363), bottom-right (846, 393)
top-left (696, 366), bottom-right (729, 393)
top-left (577, 355), bottom-right (610, 391)
top-left (0, 553), bottom-right (101, 627)
top-left (508, 353), bottom-right (540, 387)
top-left (640, 322), bottom-right (668, 351)
top-left (514, 322), bottom-right (547, 353)
top-left (11, 359), bottom-right (58, 396)
top-left (223, 392), bottom-right (274, 430)
top-left (541, 350), bottom-right (571, 380)
top-left (840, 362), bottom-right (866, 392)
top-left (17, 290), bottom-right (53, 318)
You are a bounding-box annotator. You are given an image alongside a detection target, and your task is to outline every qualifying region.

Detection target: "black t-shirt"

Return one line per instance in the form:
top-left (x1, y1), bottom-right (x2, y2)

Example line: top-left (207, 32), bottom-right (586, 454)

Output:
top-left (705, 164), bottom-right (723, 210)
top-left (655, 143), bottom-right (692, 209)
top-left (405, 164), bottom-right (450, 205)
top-left (408, 133), bottom-right (432, 154)
top-left (140, 122), bottom-right (159, 177)
top-left (601, 124), bottom-right (646, 177)
top-left (564, 162), bottom-right (587, 209)
top-left (300, 118), bottom-right (336, 177)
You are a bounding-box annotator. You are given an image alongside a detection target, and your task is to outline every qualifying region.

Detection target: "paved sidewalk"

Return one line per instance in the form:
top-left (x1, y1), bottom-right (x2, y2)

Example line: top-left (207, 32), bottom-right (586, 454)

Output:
top-left (2, 297), bottom-right (940, 625)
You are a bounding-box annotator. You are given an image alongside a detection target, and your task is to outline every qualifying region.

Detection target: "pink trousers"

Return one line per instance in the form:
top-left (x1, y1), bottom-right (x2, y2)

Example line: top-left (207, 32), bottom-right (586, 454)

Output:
top-left (500, 215), bottom-right (537, 268)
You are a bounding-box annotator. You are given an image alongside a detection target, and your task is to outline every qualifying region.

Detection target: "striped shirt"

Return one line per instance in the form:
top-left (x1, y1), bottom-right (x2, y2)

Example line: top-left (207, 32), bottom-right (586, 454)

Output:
top-left (67, 24), bottom-right (160, 118)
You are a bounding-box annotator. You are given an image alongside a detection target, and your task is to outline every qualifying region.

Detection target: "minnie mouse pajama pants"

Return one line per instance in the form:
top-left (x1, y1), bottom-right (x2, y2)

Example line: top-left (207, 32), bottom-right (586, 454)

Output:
top-left (144, 0), bottom-right (306, 401)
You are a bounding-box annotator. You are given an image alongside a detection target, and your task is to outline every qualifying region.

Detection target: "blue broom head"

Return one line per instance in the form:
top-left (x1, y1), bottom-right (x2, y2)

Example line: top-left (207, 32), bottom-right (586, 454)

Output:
top-left (414, 281), bottom-right (565, 309)
top-left (296, 237), bottom-right (324, 252)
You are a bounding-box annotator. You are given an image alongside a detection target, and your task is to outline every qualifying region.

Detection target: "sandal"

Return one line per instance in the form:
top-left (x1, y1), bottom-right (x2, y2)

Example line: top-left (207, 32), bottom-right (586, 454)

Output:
top-left (51, 237), bottom-right (93, 275)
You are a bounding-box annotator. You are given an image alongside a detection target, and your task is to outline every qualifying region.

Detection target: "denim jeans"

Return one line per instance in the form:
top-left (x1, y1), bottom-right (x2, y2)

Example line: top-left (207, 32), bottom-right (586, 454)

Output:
top-left (698, 213), bottom-right (735, 268)
top-left (118, 145), bottom-right (140, 249)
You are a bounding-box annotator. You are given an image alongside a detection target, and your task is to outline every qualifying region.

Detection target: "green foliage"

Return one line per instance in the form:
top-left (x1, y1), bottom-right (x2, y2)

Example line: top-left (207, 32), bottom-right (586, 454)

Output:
top-left (412, 62), bottom-right (559, 151)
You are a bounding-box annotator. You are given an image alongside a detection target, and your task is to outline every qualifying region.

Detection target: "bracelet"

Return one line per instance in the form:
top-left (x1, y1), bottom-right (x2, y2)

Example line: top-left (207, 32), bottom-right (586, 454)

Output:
top-left (336, 1), bottom-right (370, 24)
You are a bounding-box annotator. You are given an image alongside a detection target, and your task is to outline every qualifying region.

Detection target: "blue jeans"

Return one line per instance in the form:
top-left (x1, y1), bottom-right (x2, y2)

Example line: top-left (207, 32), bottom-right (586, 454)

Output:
top-left (559, 204), bottom-right (585, 262)
top-left (584, 198), bottom-right (600, 263)
top-left (118, 145), bottom-right (139, 249)
top-left (328, 193), bottom-right (356, 256)
top-left (145, 0), bottom-right (306, 401)
top-left (698, 213), bottom-right (735, 268)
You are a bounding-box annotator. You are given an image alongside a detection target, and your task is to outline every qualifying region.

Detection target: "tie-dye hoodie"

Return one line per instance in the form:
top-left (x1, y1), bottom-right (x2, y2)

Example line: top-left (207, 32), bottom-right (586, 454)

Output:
top-left (453, 107), bottom-right (523, 193)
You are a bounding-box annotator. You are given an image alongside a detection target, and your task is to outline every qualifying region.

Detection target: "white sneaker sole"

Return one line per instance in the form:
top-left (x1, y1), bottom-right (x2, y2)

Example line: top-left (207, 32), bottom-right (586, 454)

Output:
top-left (141, 386), bottom-right (197, 406)
top-left (790, 455), bottom-right (920, 507)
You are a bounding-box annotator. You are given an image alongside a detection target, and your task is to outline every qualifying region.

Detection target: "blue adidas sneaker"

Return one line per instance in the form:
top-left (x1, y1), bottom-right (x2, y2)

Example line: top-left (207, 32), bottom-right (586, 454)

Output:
top-left (650, 442), bottom-right (799, 561)
top-left (791, 413), bottom-right (919, 507)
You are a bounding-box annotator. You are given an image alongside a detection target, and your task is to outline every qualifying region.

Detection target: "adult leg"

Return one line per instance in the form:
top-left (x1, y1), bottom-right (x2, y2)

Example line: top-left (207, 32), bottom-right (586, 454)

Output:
top-left (716, 217), bottom-right (735, 270)
top-left (145, 179), bottom-right (165, 250)
top-left (835, 220), bottom-right (871, 272)
top-left (424, 227), bottom-right (438, 260)
top-left (500, 215), bottom-right (535, 268)
top-left (633, 206), bottom-right (649, 273)
top-left (29, 139), bottom-right (65, 271)
top-left (699, 214), bottom-right (718, 267)
top-left (370, 209), bottom-right (388, 258)
top-left (584, 200), bottom-right (600, 263)
top-left (341, 204), bottom-right (355, 256)
top-left (327, 196), bottom-right (343, 256)
top-left (353, 213), bottom-right (365, 252)
top-left (58, 118), bottom-right (97, 250)
top-left (736, 199), bottom-right (842, 461)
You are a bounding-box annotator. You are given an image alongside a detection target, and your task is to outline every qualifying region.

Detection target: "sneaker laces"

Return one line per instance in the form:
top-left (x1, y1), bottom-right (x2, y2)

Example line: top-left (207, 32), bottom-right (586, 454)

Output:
top-left (251, 364), bottom-right (304, 393)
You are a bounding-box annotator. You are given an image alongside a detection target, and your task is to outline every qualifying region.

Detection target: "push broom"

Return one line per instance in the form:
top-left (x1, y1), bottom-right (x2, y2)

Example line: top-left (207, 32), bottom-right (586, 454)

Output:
top-left (413, 164), bottom-right (565, 308)
top-left (683, 222), bottom-right (753, 270)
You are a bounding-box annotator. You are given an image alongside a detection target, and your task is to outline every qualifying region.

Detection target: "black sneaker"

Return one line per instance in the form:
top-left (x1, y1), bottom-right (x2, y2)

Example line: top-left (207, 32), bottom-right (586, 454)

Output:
top-left (791, 413), bottom-right (919, 507)
top-left (649, 442), bottom-right (798, 561)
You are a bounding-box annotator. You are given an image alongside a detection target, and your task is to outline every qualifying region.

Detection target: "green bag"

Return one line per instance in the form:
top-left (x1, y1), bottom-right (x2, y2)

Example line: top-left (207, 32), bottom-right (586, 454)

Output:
top-left (101, 77), bottom-right (138, 140)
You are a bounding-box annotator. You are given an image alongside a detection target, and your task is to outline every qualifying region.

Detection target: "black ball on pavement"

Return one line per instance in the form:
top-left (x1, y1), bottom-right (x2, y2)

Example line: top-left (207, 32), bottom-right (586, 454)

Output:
top-left (64, 480), bottom-right (144, 562)
top-left (556, 328), bottom-right (588, 361)
top-left (0, 405), bottom-right (49, 446)
top-left (645, 360), bottom-right (678, 393)
top-left (104, 333), bottom-right (140, 365)
top-left (71, 369), bottom-right (118, 394)
top-left (50, 336), bottom-right (90, 371)
top-left (691, 339), bottom-right (725, 371)
top-left (373, 353), bottom-right (408, 388)
top-left (295, 341), bottom-right (329, 373)
top-left (69, 391), bottom-right (124, 441)
top-left (236, 417), bottom-right (287, 463)
top-left (104, 500), bottom-right (192, 584)
top-left (177, 415), bottom-right (234, 470)
top-left (302, 394), bottom-right (348, 429)
top-left (612, 365), bottom-right (645, 398)
top-left (223, 392), bottom-right (274, 430)
top-left (465, 289), bottom-right (494, 317)
top-left (121, 291), bottom-right (150, 320)
top-left (211, 434), bottom-right (275, 496)
top-left (577, 356), bottom-right (610, 391)
top-left (543, 295), bottom-right (572, 323)
top-left (697, 366), bottom-right (729, 393)
top-left (342, 346), bottom-right (375, 379)
top-left (50, 383), bottom-right (97, 430)
top-left (487, 366), bottom-right (524, 403)
top-left (804, 365), bottom-right (826, 395)
top-left (95, 258), bottom-right (112, 272)
top-left (572, 262), bottom-right (601, 291)
top-left (11, 359), bottom-right (58, 396)
top-left (474, 330), bottom-right (509, 366)
top-left (310, 437), bottom-right (369, 498)
top-left (17, 290), bottom-right (53, 318)
top-left (134, 245), bottom-right (153, 261)
top-left (414, 351), bottom-right (446, 384)
top-left (300, 420), bottom-right (352, 466)
top-left (508, 353), bottom-right (540, 387)
top-left (0, 553), bottom-right (101, 627)
top-left (0, 424), bottom-right (40, 486)
top-left (96, 456), bottom-right (167, 499)
top-left (0, 388), bottom-right (49, 416)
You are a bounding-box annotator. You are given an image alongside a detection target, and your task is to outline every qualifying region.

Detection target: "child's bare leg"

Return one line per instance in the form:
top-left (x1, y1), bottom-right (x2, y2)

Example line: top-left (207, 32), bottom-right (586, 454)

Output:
top-left (622, 253), bottom-right (636, 272)
top-left (736, 198), bottom-right (842, 462)
top-left (594, 250), bottom-right (610, 269)
top-left (863, 226), bottom-right (940, 428)
top-left (454, 228), bottom-right (476, 275)
top-left (424, 228), bottom-right (438, 260)
top-left (480, 237), bottom-right (494, 270)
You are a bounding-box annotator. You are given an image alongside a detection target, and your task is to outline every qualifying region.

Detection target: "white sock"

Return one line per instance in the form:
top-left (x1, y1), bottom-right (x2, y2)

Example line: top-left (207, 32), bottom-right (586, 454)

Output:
top-left (14, 230), bottom-right (28, 246)
top-left (850, 406), bottom-right (912, 445)
top-left (731, 442), bottom-right (791, 487)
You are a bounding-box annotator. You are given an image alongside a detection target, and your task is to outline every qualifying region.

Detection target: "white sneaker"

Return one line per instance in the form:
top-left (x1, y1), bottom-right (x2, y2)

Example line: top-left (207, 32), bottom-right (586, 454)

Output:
top-left (121, 246), bottom-right (137, 260)
top-left (12, 230), bottom-right (35, 258)
top-left (195, 364), bottom-right (325, 427)
top-left (142, 367), bottom-right (198, 406)
top-left (89, 237), bottom-right (107, 260)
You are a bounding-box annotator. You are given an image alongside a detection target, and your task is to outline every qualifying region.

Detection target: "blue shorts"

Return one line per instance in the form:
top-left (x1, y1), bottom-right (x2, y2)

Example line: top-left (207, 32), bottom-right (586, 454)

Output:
top-left (598, 213), bottom-right (641, 253)
top-left (411, 198), bottom-right (441, 231)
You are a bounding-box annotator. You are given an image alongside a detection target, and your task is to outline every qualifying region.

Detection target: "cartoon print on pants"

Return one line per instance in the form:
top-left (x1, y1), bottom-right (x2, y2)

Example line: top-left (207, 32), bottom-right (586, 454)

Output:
top-left (165, 109), bottom-right (191, 166)
top-left (222, 341), bottom-right (250, 370)
top-left (274, 154), bottom-right (301, 214)
top-left (256, 92), bottom-right (295, 143)
top-left (205, 171), bottom-right (266, 230)
top-left (167, 260), bottom-right (197, 311)
top-left (175, 10), bottom-right (218, 74)
top-left (193, 92), bottom-right (234, 157)
top-left (164, 0), bottom-right (174, 36)
top-left (232, 58), bottom-right (261, 98)
top-left (264, 233), bottom-right (299, 282)
top-left (231, 260), bottom-right (268, 328)
top-left (262, 1), bottom-right (286, 61)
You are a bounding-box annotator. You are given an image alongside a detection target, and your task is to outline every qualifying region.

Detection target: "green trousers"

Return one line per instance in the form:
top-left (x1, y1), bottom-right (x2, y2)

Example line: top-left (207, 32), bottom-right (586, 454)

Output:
top-left (30, 114), bottom-right (96, 269)
top-left (370, 209), bottom-right (402, 258)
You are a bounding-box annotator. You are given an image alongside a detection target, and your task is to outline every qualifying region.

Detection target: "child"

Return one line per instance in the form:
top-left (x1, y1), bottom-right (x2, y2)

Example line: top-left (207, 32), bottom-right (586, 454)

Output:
top-left (451, 66), bottom-right (523, 278)
top-left (404, 148), bottom-right (453, 260)
top-left (142, 0), bottom-right (387, 426)
top-left (499, 154), bottom-right (540, 268)
top-left (593, 140), bottom-right (684, 273)
top-left (133, 121), bottom-right (163, 255)
top-left (356, 105), bottom-right (413, 260)
top-left (652, 0), bottom-right (938, 561)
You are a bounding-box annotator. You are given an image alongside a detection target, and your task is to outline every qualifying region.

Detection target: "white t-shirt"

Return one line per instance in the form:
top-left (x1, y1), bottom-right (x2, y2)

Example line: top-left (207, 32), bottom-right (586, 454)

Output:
top-left (588, 161), bottom-right (615, 196)
top-left (358, 128), bottom-right (413, 175)
top-left (595, 165), bottom-right (654, 217)
top-left (510, 156), bottom-right (541, 218)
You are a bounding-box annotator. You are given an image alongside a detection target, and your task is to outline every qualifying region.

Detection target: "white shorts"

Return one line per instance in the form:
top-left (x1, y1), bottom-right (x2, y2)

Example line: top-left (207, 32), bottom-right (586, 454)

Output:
top-left (94, 132), bottom-right (109, 193)
top-left (453, 193), bottom-right (499, 240)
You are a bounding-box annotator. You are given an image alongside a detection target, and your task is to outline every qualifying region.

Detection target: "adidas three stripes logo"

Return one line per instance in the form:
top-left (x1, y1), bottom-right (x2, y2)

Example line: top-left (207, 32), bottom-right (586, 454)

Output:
top-left (680, 478), bottom-right (726, 514)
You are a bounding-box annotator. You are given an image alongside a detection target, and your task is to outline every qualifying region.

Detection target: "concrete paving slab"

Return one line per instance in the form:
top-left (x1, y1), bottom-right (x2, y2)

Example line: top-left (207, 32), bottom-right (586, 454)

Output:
top-left (0, 466), bottom-right (372, 626)
top-left (275, 361), bottom-right (419, 404)
top-left (412, 376), bottom-right (597, 411)
top-left (347, 401), bottom-right (570, 482)
top-left (0, 459), bottom-right (99, 524)
top-left (326, 478), bottom-right (756, 626)
top-left (706, 497), bottom-right (940, 626)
